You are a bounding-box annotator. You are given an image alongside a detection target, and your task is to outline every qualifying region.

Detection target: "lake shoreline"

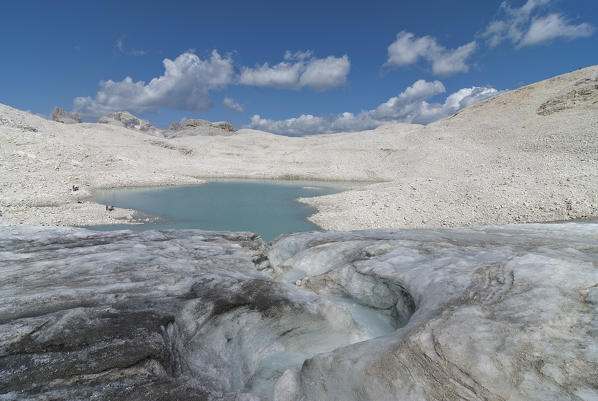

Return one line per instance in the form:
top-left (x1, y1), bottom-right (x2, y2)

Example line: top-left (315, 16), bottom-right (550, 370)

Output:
top-left (88, 181), bottom-right (351, 241)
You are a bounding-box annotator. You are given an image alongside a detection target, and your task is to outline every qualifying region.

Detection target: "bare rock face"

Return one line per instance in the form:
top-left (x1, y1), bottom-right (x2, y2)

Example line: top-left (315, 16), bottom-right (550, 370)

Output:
top-left (97, 111), bottom-right (161, 135)
top-left (1, 222), bottom-right (597, 400)
top-left (50, 107), bottom-right (81, 124)
top-left (165, 118), bottom-right (237, 138)
top-left (167, 121), bottom-right (182, 131)
top-left (181, 118), bottom-right (213, 129)
top-left (213, 121), bottom-right (236, 132)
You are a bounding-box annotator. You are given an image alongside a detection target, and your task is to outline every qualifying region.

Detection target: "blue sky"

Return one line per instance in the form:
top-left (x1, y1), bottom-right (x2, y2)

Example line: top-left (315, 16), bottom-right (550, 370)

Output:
top-left (1, 0), bottom-right (596, 135)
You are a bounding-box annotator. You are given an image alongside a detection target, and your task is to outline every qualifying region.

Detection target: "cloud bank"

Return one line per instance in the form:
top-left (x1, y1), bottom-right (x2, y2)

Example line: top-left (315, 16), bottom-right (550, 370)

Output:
top-left (239, 52), bottom-right (350, 91)
top-left (482, 0), bottom-right (594, 48)
top-left (74, 50), bottom-right (350, 119)
top-left (248, 80), bottom-right (499, 136)
top-left (386, 31), bottom-right (477, 76)
top-left (74, 51), bottom-right (234, 119)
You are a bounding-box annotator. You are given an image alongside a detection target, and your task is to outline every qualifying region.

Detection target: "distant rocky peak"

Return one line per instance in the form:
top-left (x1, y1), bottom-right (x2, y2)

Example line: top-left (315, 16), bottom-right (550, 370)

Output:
top-left (97, 111), bottom-right (160, 135)
top-left (167, 121), bottom-right (182, 131)
top-left (164, 118), bottom-right (236, 138)
top-left (51, 107), bottom-right (82, 124)
top-left (181, 118), bottom-right (212, 129)
top-left (169, 118), bottom-right (236, 132)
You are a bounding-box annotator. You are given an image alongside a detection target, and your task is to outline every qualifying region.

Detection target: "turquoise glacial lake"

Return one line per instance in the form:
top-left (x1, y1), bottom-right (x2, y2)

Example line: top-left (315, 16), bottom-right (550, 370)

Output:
top-left (90, 180), bottom-right (353, 242)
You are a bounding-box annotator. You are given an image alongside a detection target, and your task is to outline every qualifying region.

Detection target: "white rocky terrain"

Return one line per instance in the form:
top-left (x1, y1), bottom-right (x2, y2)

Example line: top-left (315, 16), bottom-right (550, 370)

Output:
top-left (0, 66), bottom-right (596, 229)
top-left (1, 222), bottom-right (596, 400)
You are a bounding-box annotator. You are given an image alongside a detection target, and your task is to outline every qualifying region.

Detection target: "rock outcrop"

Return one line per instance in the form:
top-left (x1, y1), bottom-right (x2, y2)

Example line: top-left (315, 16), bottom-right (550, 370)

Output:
top-left (164, 118), bottom-right (237, 138)
top-left (50, 107), bottom-right (81, 124)
top-left (181, 119), bottom-right (213, 129)
top-left (1, 222), bottom-right (596, 400)
top-left (212, 121), bottom-right (236, 132)
top-left (536, 76), bottom-right (598, 115)
top-left (97, 111), bottom-right (162, 136)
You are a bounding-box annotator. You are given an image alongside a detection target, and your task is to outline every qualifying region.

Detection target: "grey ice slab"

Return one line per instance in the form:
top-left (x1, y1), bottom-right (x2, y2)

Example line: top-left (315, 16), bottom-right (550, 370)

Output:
top-left (0, 227), bottom-right (367, 401)
top-left (1, 222), bottom-right (597, 401)
top-left (267, 223), bottom-right (598, 400)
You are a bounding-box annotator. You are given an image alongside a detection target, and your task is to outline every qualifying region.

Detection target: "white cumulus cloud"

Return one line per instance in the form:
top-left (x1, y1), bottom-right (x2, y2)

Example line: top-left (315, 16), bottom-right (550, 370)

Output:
top-left (239, 52), bottom-right (350, 91)
top-left (248, 80), bottom-right (499, 136)
top-left (238, 62), bottom-right (303, 90)
top-left (519, 14), bottom-right (595, 47)
top-left (386, 31), bottom-right (477, 76)
top-left (482, 0), bottom-right (594, 48)
top-left (222, 97), bottom-right (244, 113)
top-left (74, 51), bottom-right (234, 119)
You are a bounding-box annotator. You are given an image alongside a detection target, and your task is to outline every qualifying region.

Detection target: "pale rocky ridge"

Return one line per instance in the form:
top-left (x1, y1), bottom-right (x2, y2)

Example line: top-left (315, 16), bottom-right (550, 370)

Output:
top-left (164, 118), bottom-right (237, 138)
top-left (95, 112), bottom-right (236, 137)
top-left (0, 65), bottom-right (597, 229)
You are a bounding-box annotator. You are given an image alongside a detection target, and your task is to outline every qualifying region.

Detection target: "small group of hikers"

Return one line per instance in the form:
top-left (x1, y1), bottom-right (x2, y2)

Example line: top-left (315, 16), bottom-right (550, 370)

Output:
top-left (70, 184), bottom-right (114, 212)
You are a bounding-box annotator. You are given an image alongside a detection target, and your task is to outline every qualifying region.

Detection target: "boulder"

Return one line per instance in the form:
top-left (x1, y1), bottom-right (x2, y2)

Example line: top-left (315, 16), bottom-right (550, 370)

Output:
top-left (212, 121), bottom-right (236, 132)
top-left (51, 107), bottom-right (81, 124)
